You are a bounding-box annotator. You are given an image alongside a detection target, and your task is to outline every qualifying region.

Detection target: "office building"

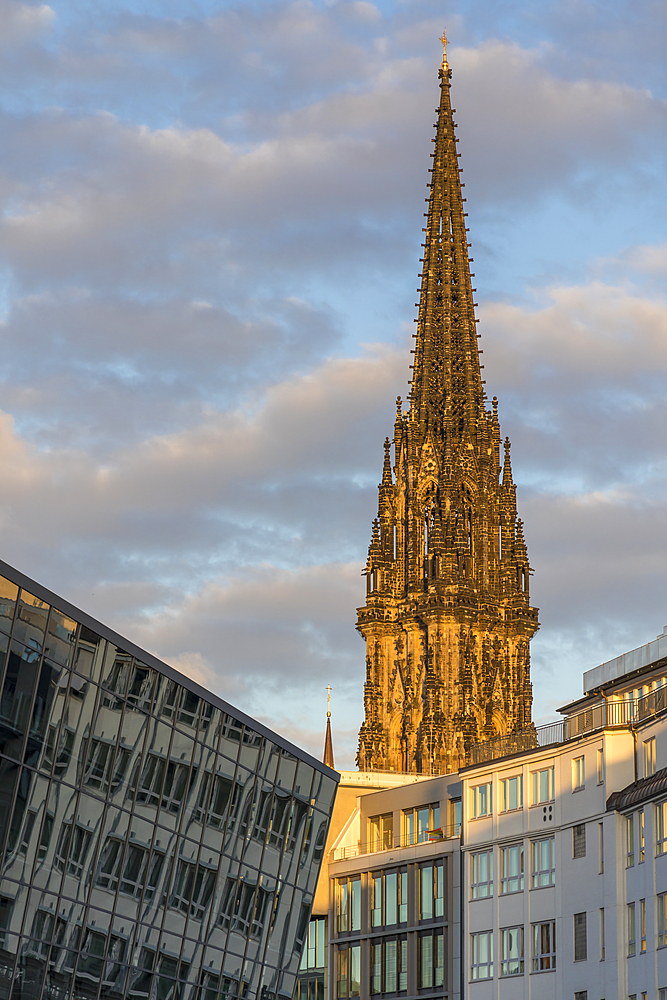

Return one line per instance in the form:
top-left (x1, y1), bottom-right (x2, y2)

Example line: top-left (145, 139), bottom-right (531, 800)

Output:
top-left (0, 558), bottom-right (337, 1000)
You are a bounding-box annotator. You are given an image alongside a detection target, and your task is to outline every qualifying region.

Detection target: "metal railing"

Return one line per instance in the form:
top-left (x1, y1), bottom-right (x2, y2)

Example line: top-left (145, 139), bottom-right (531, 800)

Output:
top-left (467, 687), bottom-right (667, 768)
top-left (332, 823), bottom-right (462, 862)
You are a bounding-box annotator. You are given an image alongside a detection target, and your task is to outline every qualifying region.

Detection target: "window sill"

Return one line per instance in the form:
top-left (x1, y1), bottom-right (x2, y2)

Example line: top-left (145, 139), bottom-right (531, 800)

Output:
top-left (572, 786), bottom-right (585, 793)
top-left (499, 807), bottom-right (523, 815)
top-left (529, 883), bottom-right (555, 891)
top-left (499, 887), bottom-right (525, 896)
top-left (530, 969), bottom-right (555, 975)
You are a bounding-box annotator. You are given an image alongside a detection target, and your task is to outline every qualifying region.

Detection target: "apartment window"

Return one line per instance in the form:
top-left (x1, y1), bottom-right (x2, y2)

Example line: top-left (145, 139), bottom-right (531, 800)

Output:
top-left (644, 737), bottom-right (656, 778)
top-left (54, 821), bottom-right (92, 877)
top-left (370, 936), bottom-right (407, 994)
top-left (597, 747), bottom-right (604, 784)
top-left (403, 803), bottom-right (440, 845)
top-left (371, 869), bottom-right (407, 927)
top-left (337, 945), bottom-right (360, 998)
top-left (638, 809), bottom-right (645, 863)
top-left (499, 926), bottom-right (524, 976)
top-left (83, 739), bottom-right (131, 793)
top-left (659, 892), bottom-right (667, 947)
top-left (572, 756), bottom-right (585, 790)
top-left (657, 801), bottom-right (667, 855)
top-left (299, 918), bottom-right (326, 971)
top-left (419, 929), bottom-right (444, 989)
top-left (640, 898), bottom-right (646, 953)
top-left (532, 766), bottom-right (554, 804)
top-left (531, 836), bottom-right (555, 887)
top-left (499, 843), bottom-right (523, 894)
top-left (37, 813), bottom-right (53, 862)
top-left (531, 921), bottom-right (556, 971)
top-left (471, 850), bottom-right (493, 899)
top-left (369, 813), bottom-right (393, 852)
top-left (96, 839), bottom-right (164, 900)
top-left (450, 798), bottom-right (462, 836)
top-left (471, 782), bottom-right (492, 818)
top-left (599, 907), bottom-right (605, 961)
top-left (598, 822), bottom-right (604, 874)
top-left (500, 774), bottom-right (523, 812)
top-left (135, 753), bottom-right (193, 813)
top-left (660, 991), bottom-right (667, 1000)
top-left (169, 858), bottom-right (216, 920)
top-left (470, 930), bottom-right (493, 981)
top-left (419, 861), bottom-right (444, 920)
top-left (574, 912), bottom-right (587, 962)
top-left (627, 814), bottom-right (635, 867)
top-left (628, 902), bottom-right (636, 957)
top-left (337, 877), bottom-right (361, 933)
top-left (574, 994), bottom-right (587, 1000)
top-left (573, 824), bottom-right (586, 859)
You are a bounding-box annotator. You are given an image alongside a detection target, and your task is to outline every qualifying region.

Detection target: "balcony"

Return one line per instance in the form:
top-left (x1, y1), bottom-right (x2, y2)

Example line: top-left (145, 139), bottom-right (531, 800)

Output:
top-left (466, 686), bottom-right (667, 768)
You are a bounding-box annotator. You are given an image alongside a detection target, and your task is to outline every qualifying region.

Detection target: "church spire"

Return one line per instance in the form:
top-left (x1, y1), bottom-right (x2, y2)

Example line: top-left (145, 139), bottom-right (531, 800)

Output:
top-left (409, 31), bottom-right (484, 435)
top-left (356, 34), bottom-right (539, 776)
top-left (323, 685), bottom-right (335, 769)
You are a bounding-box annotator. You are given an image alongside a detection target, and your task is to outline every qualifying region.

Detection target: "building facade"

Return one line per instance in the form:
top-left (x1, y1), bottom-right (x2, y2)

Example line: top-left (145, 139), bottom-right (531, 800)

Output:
top-left (0, 558), bottom-right (338, 1000)
top-left (356, 39), bottom-right (538, 778)
top-left (313, 627), bottom-right (667, 1000)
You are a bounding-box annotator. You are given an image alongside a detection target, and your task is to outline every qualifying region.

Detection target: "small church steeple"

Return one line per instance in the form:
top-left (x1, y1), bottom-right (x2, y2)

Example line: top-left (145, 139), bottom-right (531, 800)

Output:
top-left (323, 685), bottom-right (335, 769)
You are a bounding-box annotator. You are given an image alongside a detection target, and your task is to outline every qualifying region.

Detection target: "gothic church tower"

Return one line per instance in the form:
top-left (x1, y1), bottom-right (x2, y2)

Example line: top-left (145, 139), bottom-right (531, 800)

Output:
top-left (356, 38), bottom-right (539, 775)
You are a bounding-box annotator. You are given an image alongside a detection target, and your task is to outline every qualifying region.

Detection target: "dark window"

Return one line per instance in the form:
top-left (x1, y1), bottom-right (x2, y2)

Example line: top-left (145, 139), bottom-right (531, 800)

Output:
top-left (169, 858), bottom-right (216, 920)
top-left (573, 824), bottom-right (586, 859)
top-left (574, 912), bottom-right (587, 962)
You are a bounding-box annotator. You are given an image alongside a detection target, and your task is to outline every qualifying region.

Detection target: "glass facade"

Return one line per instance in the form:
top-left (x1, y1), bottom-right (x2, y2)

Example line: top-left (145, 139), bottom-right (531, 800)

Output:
top-left (0, 563), bottom-right (337, 1000)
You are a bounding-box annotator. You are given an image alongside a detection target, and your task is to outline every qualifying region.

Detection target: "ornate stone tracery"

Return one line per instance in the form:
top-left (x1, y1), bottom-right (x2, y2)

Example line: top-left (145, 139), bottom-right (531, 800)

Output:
top-left (356, 48), bottom-right (539, 776)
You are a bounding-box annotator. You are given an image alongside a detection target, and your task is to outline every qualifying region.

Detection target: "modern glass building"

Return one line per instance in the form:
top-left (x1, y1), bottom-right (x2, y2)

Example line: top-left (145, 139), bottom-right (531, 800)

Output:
top-left (0, 558), bottom-right (338, 1000)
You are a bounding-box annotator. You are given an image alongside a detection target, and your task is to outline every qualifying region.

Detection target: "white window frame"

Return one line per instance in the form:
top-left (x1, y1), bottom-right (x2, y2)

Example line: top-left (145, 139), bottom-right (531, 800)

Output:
top-left (470, 850), bottom-right (493, 900)
top-left (500, 774), bottom-right (523, 813)
top-left (470, 930), bottom-right (493, 981)
top-left (531, 766), bottom-right (554, 804)
top-left (471, 782), bottom-right (492, 819)
top-left (499, 925), bottom-right (524, 977)
top-left (572, 755), bottom-right (585, 791)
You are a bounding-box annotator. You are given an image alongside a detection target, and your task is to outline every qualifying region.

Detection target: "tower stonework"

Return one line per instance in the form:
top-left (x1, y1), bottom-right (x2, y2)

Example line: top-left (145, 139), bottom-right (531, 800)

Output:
top-left (356, 42), bottom-right (539, 776)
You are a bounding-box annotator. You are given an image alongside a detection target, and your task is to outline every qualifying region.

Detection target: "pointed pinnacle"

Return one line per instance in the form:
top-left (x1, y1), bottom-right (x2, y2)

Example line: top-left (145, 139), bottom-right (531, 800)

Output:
top-left (382, 437), bottom-right (393, 486)
top-left (502, 437), bottom-right (514, 486)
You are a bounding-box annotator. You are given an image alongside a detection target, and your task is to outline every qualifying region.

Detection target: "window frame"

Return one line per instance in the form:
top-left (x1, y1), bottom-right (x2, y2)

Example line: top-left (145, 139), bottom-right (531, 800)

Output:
top-left (499, 843), bottom-right (523, 895)
top-left (572, 755), bottom-right (585, 791)
top-left (644, 737), bottom-right (656, 778)
top-left (499, 774), bottom-right (523, 813)
top-left (470, 850), bottom-right (493, 900)
top-left (470, 782), bottom-right (492, 819)
top-left (531, 920), bottom-right (556, 972)
top-left (573, 911), bottom-right (587, 962)
top-left (470, 930), bottom-right (493, 982)
top-left (499, 925), bottom-right (524, 977)
top-left (628, 901), bottom-right (636, 957)
top-left (530, 836), bottom-right (555, 888)
top-left (531, 766), bottom-right (554, 805)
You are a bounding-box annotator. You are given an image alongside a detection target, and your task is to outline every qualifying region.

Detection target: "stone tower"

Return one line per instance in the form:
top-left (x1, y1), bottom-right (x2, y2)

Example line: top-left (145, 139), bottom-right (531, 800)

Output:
top-left (356, 37), bottom-right (539, 776)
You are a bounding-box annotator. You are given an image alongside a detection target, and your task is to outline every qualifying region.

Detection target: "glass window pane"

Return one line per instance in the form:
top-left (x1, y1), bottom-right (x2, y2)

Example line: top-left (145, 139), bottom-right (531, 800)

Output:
top-left (0, 577), bottom-right (18, 635)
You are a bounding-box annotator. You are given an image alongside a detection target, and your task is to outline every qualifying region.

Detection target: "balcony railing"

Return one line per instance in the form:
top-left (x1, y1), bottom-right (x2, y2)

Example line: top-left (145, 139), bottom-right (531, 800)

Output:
top-left (466, 687), bottom-right (667, 768)
top-left (332, 823), bottom-right (462, 862)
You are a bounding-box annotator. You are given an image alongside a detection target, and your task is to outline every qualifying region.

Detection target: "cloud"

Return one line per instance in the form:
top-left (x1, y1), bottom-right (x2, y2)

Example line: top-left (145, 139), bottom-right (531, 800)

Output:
top-left (0, 0), bottom-right (53, 45)
top-left (0, 1), bottom-right (663, 769)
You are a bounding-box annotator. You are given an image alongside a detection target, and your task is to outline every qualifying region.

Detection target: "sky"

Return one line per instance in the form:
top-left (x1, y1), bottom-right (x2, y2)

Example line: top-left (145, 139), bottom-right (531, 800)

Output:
top-left (0, 0), bottom-right (665, 769)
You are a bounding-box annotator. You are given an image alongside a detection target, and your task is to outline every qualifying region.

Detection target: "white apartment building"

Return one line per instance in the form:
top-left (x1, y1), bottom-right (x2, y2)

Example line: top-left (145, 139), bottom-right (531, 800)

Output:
top-left (306, 626), bottom-right (667, 1000)
top-left (462, 625), bottom-right (667, 1000)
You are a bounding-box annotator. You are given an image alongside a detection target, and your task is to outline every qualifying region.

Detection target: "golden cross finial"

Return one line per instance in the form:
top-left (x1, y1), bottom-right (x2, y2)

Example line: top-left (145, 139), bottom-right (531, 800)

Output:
top-left (440, 29), bottom-right (448, 69)
top-left (325, 684), bottom-right (332, 717)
